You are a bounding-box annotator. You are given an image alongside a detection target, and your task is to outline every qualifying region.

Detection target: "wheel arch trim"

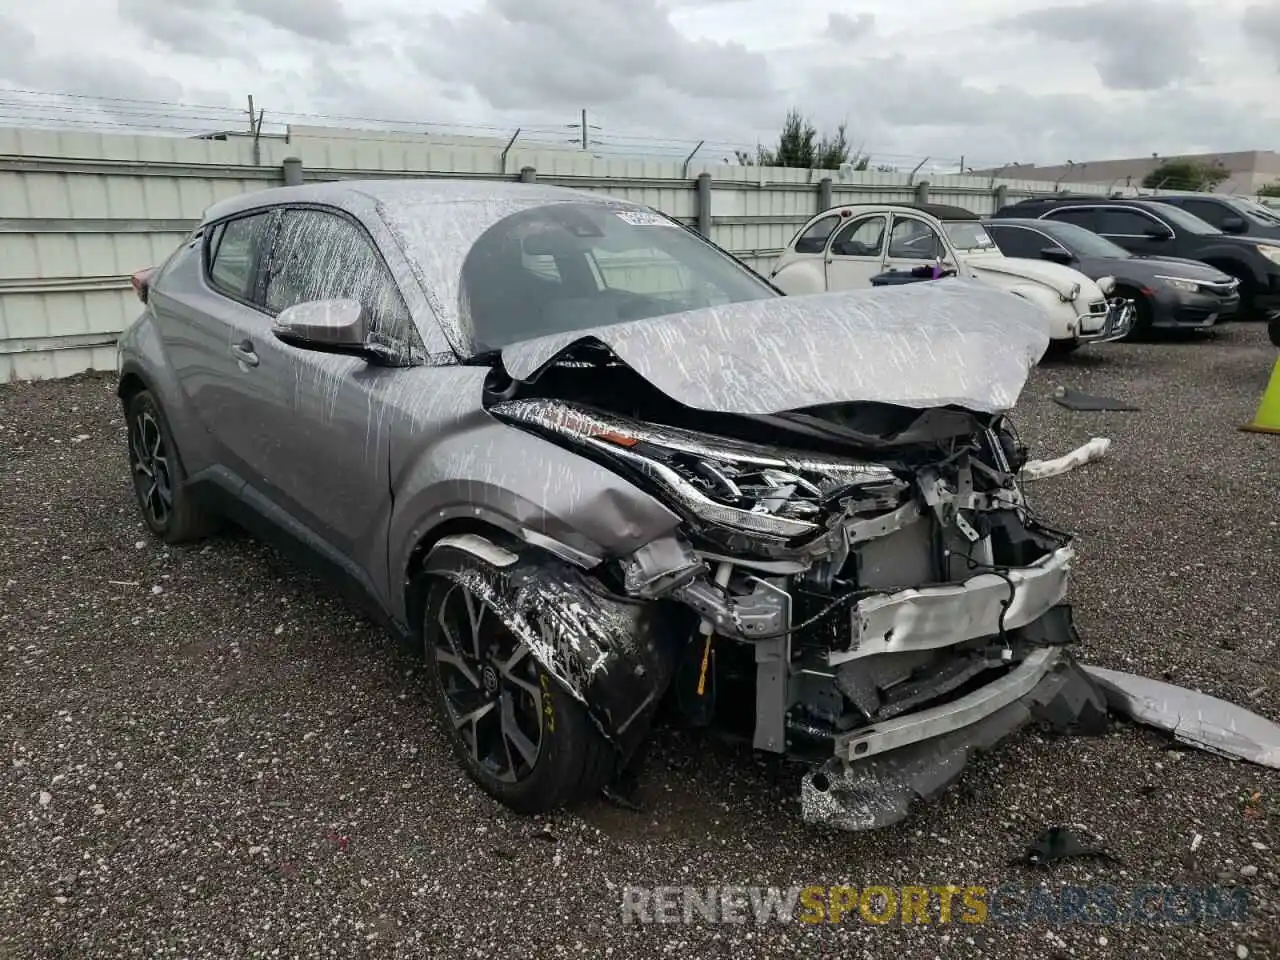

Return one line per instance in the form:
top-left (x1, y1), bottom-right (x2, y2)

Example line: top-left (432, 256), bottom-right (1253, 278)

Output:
top-left (417, 532), bottom-right (685, 761)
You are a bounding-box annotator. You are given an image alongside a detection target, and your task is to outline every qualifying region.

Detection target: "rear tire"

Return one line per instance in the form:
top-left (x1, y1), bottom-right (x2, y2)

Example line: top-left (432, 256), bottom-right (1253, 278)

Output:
top-left (125, 390), bottom-right (217, 545)
top-left (420, 545), bottom-right (615, 814)
top-left (1269, 315), bottom-right (1280, 348)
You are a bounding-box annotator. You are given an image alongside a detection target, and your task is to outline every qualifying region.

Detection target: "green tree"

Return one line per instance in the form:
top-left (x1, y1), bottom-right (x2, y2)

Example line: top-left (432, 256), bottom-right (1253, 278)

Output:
top-left (1142, 159), bottom-right (1229, 191)
top-left (1256, 181), bottom-right (1280, 198)
top-left (736, 108), bottom-right (869, 170)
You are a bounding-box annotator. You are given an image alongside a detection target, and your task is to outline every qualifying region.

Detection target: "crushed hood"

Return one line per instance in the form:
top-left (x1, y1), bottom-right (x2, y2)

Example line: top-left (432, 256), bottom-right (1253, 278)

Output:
top-left (499, 279), bottom-right (1051, 416)
top-left (963, 254), bottom-right (1102, 300)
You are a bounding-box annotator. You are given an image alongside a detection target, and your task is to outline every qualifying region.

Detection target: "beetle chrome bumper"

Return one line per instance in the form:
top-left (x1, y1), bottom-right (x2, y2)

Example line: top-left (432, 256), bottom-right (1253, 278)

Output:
top-left (1078, 297), bottom-right (1135, 343)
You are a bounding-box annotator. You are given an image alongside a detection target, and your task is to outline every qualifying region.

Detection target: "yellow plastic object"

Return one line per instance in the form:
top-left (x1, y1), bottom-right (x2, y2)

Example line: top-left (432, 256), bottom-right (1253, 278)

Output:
top-left (696, 633), bottom-right (713, 696)
top-left (1242, 356), bottom-right (1280, 435)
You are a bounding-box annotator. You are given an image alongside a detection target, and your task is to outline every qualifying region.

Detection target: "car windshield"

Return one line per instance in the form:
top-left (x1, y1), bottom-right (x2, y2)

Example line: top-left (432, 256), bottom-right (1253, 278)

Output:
top-left (1038, 220), bottom-right (1132, 259)
top-left (943, 220), bottom-right (997, 253)
top-left (455, 202), bottom-right (777, 353)
top-left (1223, 196), bottom-right (1280, 226)
top-left (1153, 203), bottom-right (1222, 235)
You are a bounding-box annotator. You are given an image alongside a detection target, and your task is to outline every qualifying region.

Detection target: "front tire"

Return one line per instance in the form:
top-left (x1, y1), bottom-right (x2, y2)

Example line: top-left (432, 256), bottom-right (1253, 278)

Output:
top-left (1046, 339), bottom-right (1082, 355)
top-left (125, 390), bottom-right (217, 544)
top-left (1115, 287), bottom-right (1151, 341)
top-left (420, 546), bottom-right (614, 813)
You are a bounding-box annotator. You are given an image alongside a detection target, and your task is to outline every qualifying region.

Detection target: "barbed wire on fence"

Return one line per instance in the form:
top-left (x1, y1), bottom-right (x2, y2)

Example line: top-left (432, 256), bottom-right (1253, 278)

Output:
top-left (0, 85), bottom-right (1013, 175)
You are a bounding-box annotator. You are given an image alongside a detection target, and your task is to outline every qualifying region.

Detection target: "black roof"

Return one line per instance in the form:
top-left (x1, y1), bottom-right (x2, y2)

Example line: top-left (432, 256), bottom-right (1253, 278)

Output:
top-left (981, 217), bottom-right (1060, 227)
top-left (1004, 194), bottom-right (1162, 208)
top-left (823, 202), bottom-right (979, 221)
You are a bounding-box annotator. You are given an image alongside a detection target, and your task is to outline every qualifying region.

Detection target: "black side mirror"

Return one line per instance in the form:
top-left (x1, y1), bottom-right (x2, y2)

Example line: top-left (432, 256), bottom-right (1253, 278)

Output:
top-left (1144, 225), bottom-right (1174, 241)
top-left (1039, 246), bottom-right (1074, 265)
top-left (1221, 215), bottom-right (1246, 234)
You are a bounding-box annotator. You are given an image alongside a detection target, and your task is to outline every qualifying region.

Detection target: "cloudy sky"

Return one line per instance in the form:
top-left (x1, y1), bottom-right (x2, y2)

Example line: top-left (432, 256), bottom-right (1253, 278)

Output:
top-left (0, 0), bottom-right (1278, 168)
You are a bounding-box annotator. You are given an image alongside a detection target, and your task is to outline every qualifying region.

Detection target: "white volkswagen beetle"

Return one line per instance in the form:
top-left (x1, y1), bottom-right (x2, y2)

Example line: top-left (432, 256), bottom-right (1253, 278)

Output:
top-left (770, 202), bottom-right (1134, 351)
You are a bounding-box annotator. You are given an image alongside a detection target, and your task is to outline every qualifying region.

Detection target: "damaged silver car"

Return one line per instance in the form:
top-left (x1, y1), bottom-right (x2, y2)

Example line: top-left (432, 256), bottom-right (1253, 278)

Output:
top-left (117, 180), bottom-right (1107, 830)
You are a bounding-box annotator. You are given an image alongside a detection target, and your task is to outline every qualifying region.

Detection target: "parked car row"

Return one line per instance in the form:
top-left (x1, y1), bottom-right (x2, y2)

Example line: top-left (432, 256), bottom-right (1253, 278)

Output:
top-left (981, 217), bottom-right (1241, 336)
top-left (769, 193), bottom-right (1280, 349)
top-left (769, 203), bottom-right (1133, 352)
top-left (991, 194), bottom-right (1280, 347)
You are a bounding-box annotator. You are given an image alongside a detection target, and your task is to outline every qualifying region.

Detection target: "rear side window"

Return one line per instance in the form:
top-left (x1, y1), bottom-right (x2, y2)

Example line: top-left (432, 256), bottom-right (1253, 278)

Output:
top-left (1042, 207), bottom-right (1100, 231)
top-left (1098, 208), bottom-right (1162, 235)
top-left (206, 212), bottom-right (273, 301)
top-left (263, 208), bottom-right (413, 344)
top-left (793, 215), bottom-right (841, 254)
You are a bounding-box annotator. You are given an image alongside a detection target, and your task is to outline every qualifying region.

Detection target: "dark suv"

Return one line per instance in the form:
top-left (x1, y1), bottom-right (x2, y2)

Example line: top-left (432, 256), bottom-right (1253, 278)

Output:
top-left (993, 196), bottom-right (1280, 340)
top-left (1143, 193), bottom-right (1280, 242)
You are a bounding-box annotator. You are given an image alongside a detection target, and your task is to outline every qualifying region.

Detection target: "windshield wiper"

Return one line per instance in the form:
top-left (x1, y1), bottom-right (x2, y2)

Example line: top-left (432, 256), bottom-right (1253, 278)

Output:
top-left (464, 348), bottom-right (503, 366)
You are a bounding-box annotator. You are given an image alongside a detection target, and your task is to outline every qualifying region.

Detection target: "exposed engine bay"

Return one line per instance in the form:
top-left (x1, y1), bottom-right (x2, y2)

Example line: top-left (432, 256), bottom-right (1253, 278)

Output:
top-left (484, 350), bottom-right (1109, 830)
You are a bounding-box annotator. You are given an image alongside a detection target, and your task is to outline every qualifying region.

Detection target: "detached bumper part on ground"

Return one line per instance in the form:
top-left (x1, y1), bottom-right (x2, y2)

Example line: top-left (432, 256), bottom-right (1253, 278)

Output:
top-left (1084, 666), bottom-right (1280, 769)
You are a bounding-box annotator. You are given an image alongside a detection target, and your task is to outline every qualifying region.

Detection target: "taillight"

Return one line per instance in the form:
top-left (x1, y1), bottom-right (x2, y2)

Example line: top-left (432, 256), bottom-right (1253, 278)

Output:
top-left (131, 268), bottom-right (154, 304)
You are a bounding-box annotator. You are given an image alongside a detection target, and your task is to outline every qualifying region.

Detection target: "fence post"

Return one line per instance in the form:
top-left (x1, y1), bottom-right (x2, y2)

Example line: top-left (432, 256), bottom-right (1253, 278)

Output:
top-left (519, 166), bottom-right (537, 183)
top-left (993, 184), bottom-right (1009, 211)
top-left (818, 176), bottom-right (833, 213)
top-left (913, 180), bottom-right (930, 205)
top-left (282, 157), bottom-right (303, 187)
top-left (696, 172), bottom-right (712, 238)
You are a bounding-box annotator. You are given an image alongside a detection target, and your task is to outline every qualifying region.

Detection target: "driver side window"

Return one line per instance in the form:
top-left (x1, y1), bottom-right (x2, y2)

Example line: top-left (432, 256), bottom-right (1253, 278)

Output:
top-left (1181, 199), bottom-right (1226, 228)
top-left (264, 207), bottom-right (413, 346)
top-left (989, 225), bottom-right (1050, 259)
top-left (887, 218), bottom-right (944, 260)
top-left (829, 216), bottom-right (887, 257)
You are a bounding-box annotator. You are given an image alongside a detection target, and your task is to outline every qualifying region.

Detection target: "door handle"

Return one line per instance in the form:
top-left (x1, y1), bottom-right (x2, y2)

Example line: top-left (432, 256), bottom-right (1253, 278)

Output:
top-left (230, 340), bottom-right (260, 367)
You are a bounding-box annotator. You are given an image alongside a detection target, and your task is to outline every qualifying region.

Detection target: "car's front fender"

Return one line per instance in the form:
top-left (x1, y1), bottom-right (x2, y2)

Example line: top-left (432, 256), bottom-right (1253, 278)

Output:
top-left (386, 376), bottom-right (682, 625)
top-left (769, 255), bottom-right (828, 295)
top-left (999, 283), bottom-right (1078, 341)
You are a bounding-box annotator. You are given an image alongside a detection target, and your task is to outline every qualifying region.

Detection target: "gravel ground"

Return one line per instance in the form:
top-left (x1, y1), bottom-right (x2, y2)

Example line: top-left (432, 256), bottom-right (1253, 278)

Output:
top-left (2, 323), bottom-right (1278, 959)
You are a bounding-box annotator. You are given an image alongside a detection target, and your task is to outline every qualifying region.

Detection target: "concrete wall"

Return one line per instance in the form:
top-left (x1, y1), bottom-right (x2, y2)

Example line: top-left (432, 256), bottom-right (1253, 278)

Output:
top-left (0, 124), bottom-right (1120, 382)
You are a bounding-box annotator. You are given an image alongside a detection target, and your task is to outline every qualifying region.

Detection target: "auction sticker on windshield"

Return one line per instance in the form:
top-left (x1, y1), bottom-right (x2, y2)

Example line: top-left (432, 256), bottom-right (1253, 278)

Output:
top-left (616, 211), bottom-right (676, 226)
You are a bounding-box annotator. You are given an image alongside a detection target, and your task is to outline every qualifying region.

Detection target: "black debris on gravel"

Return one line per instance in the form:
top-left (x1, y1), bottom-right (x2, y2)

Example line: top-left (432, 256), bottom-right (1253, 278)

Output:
top-left (1051, 386), bottom-right (1141, 412)
top-left (1, 324), bottom-right (1278, 958)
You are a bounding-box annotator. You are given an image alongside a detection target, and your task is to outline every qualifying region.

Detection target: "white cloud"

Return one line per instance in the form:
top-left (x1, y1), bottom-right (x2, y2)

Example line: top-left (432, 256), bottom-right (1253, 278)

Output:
top-left (0, 0), bottom-right (1277, 166)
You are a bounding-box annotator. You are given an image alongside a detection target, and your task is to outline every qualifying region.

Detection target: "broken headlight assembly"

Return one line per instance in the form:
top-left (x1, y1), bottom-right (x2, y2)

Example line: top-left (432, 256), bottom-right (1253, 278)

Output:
top-left (490, 399), bottom-right (904, 543)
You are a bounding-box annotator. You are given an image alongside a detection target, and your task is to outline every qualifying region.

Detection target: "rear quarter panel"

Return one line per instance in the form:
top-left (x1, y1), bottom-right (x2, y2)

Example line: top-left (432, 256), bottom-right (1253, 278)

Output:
top-left (116, 270), bottom-right (221, 477)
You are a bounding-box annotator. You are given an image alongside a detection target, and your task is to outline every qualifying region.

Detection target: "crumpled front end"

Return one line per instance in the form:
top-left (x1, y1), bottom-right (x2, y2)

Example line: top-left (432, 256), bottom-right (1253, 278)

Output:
top-left (490, 387), bottom-right (1109, 831)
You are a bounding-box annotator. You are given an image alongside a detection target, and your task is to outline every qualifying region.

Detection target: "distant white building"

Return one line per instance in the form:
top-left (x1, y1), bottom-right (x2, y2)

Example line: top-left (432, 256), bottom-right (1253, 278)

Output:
top-left (973, 150), bottom-right (1280, 195)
